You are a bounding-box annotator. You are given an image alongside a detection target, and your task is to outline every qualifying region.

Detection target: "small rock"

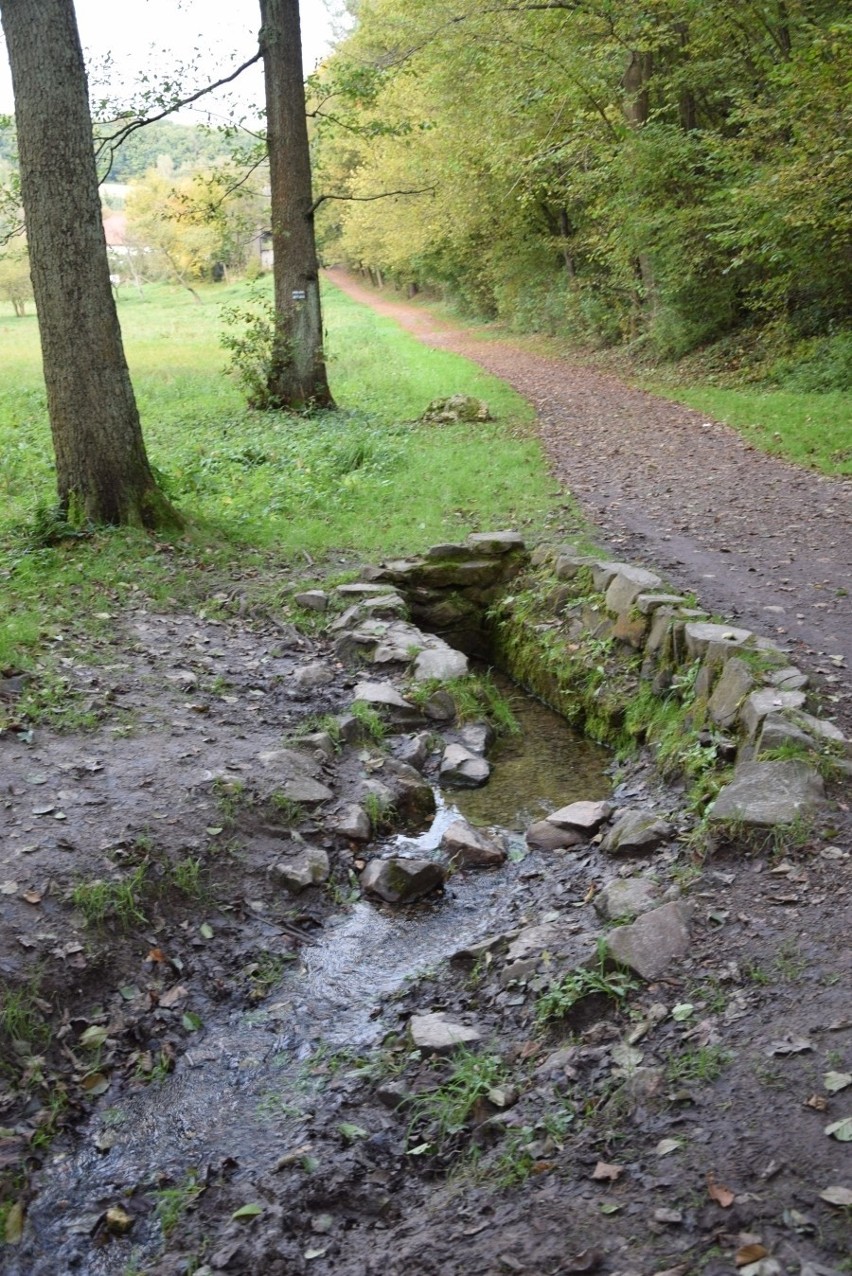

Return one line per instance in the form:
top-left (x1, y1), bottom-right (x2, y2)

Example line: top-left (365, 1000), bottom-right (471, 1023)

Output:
top-left (605, 902), bottom-right (690, 980)
top-left (393, 732), bottom-right (433, 771)
top-left (336, 804), bottom-right (371, 842)
top-left (413, 646), bottom-right (469, 681)
top-left (360, 857), bottom-right (446, 903)
top-left (458, 722), bottom-right (495, 755)
top-left (466, 530), bottom-right (525, 555)
top-left (294, 590), bottom-right (328, 612)
top-left (293, 662), bottom-right (334, 692)
top-left (439, 743), bottom-right (491, 788)
top-left (684, 620), bottom-right (756, 665)
top-left (708, 657), bottom-right (755, 728)
top-left (600, 809), bottom-right (672, 855)
top-left (279, 778), bottom-right (334, 807)
top-left (594, 877), bottom-right (660, 921)
top-left (353, 681), bottom-right (421, 726)
top-left (740, 688), bottom-right (806, 740)
top-left (546, 799), bottom-right (613, 834)
top-left (270, 846), bottom-right (330, 893)
top-left (605, 565), bottom-right (663, 613)
top-left (423, 689), bottom-right (456, 721)
top-left (526, 821), bottom-right (585, 852)
top-left (441, 819), bottom-right (507, 869)
top-left (409, 1012), bottom-right (481, 1054)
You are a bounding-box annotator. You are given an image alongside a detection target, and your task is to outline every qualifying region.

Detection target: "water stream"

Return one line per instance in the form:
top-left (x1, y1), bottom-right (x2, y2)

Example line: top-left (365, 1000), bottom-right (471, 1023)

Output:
top-left (12, 689), bottom-right (611, 1274)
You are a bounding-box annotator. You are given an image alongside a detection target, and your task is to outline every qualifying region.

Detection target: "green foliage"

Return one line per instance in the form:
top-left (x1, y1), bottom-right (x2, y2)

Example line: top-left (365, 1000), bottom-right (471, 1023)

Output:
top-left (349, 700), bottom-right (388, 744)
top-left (70, 867), bottom-right (149, 929)
top-left (666, 1044), bottom-right (732, 1086)
top-left (536, 949), bottom-right (637, 1026)
top-left (315, 0), bottom-right (852, 364)
top-left (407, 1048), bottom-right (507, 1153)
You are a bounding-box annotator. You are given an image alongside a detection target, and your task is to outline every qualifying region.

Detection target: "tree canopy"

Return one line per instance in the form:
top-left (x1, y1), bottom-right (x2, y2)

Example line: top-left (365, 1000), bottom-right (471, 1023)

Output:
top-left (312, 0), bottom-right (852, 356)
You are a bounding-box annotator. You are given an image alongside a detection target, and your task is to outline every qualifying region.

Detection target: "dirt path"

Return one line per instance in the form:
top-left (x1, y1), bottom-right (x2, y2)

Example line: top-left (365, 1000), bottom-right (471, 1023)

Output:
top-left (327, 268), bottom-right (852, 723)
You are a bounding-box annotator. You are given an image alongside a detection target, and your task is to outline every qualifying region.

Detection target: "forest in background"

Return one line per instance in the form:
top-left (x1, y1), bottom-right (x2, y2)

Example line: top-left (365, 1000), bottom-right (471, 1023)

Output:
top-left (310, 0), bottom-right (851, 383)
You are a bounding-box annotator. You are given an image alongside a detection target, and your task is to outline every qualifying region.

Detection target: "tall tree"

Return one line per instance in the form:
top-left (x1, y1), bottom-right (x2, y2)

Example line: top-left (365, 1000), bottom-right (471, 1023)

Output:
top-left (0, 0), bottom-right (179, 528)
top-left (259, 0), bottom-right (334, 409)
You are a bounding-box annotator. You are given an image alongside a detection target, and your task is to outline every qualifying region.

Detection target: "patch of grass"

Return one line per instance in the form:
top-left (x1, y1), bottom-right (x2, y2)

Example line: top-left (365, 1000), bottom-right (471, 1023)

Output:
top-left (268, 793), bottom-right (304, 825)
top-left (70, 867), bottom-right (149, 928)
top-left (407, 1048), bottom-right (508, 1155)
top-left (536, 950), bottom-right (637, 1027)
top-left (362, 789), bottom-right (396, 832)
top-left (152, 1173), bottom-right (203, 1238)
top-left (666, 1044), bottom-right (732, 1086)
top-left (170, 856), bottom-right (203, 897)
top-left (212, 777), bottom-right (250, 822)
top-left (0, 974), bottom-right (51, 1065)
top-left (243, 951), bottom-right (292, 1001)
top-left (349, 700), bottom-right (387, 744)
top-left (646, 382), bottom-right (850, 476)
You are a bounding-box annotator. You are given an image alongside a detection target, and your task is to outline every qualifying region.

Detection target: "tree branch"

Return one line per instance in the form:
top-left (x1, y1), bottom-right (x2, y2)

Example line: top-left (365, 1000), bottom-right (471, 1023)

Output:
top-left (309, 186), bottom-right (434, 217)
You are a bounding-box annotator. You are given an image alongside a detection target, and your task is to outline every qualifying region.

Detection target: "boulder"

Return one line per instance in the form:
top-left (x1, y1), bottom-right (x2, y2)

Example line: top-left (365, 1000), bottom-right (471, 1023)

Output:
top-left (439, 744), bottom-right (491, 788)
top-left (466, 531), bottom-right (525, 555)
top-left (684, 621), bottom-right (755, 666)
top-left (360, 857), bottom-right (446, 903)
top-left (600, 809), bottom-right (673, 855)
top-left (458, 722), bottom-right (495, 755)
top-left (393, 732), bottom-right (433, 771)
top-left (605, 902), bottom-right (691, 980)
top-left (440, 819), bottom-right (507, 869)
top-left (381, 758), bottom-right (437, 825)
top-left (353, 680), bottom-right (422, 727)
top-left (293, 662), bottom-right (334, 692)
top-left (708, 760), bottom-right (825, 827)
top-left (279, 778), bottom-right (334, 807)
top-left (409, 1012), bottom-right (481, 1054)
top-left (270, 846), bottom-right (330, 893)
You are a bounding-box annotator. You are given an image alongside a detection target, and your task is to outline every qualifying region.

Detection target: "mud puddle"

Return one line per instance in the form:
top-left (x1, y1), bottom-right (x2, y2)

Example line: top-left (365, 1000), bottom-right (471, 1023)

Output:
top-left (10, 686), bottom-right (611, 1275)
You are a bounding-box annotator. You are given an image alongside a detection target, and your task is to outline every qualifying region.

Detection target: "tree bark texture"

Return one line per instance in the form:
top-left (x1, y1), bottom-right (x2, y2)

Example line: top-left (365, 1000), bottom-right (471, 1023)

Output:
top-left (260, 0), bottom-right (334, 409)
top-left (0, 0), bottom-right (178, 527)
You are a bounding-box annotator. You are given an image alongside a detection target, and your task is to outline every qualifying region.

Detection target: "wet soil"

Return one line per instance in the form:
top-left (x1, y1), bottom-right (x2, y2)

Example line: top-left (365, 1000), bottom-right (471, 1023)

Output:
top-left (326, 268), bottom-right (852, 733)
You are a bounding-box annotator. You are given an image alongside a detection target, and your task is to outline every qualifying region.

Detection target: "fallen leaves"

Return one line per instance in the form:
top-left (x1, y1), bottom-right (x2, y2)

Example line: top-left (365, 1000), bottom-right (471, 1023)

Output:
top-left (823, 1071), bottom-right (852, 1093)
top-left (824, 1117), bottom-right (852, 1141)
top-left (768, 1036), bottom-right (813, 1056)
top-left (591, 1160), bottom-right (623, 1182)
top-left (819, 1185), bottom-right (852, 1207)
top-left (735, 1243), bottom-right (769, 1267)
top-left (707, 1174), bottom-right (735, 1207)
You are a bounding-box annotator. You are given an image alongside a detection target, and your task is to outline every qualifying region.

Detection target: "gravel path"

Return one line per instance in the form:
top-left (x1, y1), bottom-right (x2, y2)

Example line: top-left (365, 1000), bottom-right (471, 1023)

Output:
top-left (327, 268), bottom-right (852, 726)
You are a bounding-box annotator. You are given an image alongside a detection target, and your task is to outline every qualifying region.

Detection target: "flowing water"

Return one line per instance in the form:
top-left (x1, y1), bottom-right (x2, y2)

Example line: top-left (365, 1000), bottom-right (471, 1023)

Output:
top-left (12, 689), bottom-right (610, 1274)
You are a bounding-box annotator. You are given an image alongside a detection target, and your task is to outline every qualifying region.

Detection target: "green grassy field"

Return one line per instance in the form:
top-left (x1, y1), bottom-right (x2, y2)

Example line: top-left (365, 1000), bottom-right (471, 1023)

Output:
top-left (0, 278), bottom-right (562, 678)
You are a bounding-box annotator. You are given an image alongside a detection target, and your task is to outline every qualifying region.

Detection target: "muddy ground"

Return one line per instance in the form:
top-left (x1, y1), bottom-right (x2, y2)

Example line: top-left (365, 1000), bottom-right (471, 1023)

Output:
top-left (1, 288), bottom-right (850, 1276)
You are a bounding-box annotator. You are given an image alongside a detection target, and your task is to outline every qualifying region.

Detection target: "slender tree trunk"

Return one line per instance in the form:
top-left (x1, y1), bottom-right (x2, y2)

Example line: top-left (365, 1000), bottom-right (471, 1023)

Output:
top-left (0, 0), bottom-right (179, 528)
top-left (259, 0), bottom-right (333, 409)
top-left (623, 49), bottom-right (658, 314)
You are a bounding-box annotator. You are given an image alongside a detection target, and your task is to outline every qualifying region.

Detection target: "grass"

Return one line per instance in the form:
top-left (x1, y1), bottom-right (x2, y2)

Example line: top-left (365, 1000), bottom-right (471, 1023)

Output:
top-left (0, 276), bottom-right (559, 702)
top-left (646, 383), bottom-right (850, 476)
top-left (666, 1044), bottom-right (732, 1086)
top-left (70, 867), bottom-right (149, 928)
top-left (407, 1048), bottom-right (508, 1154)
top-left (536, 951), bottom-right (637, 1027)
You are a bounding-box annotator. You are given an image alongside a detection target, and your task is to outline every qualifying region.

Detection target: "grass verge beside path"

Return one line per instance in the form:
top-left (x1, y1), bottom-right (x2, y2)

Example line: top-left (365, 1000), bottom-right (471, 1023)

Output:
top-left (643, 383), bottom-right (850, 477)
top-left (0, 278), bottom-right (563, 682)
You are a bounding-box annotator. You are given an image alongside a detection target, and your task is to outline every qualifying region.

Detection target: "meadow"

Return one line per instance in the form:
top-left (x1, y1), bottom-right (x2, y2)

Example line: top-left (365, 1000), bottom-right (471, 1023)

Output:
top-left (0, 278), bottom-right (561, 675)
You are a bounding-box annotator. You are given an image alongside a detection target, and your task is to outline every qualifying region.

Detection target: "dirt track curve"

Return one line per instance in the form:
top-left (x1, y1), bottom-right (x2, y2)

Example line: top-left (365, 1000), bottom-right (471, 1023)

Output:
top-left (326, 268), bottom-right (852, 727)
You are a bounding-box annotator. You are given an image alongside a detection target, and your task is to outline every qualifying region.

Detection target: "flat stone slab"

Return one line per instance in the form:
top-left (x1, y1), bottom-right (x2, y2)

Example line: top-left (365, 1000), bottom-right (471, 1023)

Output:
top-left (353, 680), bottom-right (422, 725)
top-left (740, 688), bottom-right (806, 739)
top-left (466, 530), bottom-right (525, 555)
top-left (409, 1013), bottom-right (481, 1055)
top-left (605, 902), bottom-right (690, 980)
top-left (360, 857), bottom-right (446, 903)
top-left (546, 800), bottom-right (613, 834)
top-left (440, 819), bottom-right (506, 869)
top-left (594, 876), bottom-right (661, 922)
top-left (684, 622), bottom-right (755, 666)
top-left (600, 809), bottom-right (673, 855)
top-left (280, 778), bottom-right (334, 807)
top-left (413, 646), bottom-right (469, 682)
top-left (439, 744), bottom-right (491, 788)
top-left (709, 760), bottom-right (825, 827)
top-left (634, 593), bottom-right (688, 615)
top-left (255, 747), bottom-right (320, 778)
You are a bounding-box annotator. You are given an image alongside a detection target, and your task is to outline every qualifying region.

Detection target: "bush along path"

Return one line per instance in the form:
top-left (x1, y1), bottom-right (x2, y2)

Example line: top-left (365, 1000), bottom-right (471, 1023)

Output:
top-left (325, 269), bottom-right (852, 735)
top-left (0, 531), bottom-right (850, 1274)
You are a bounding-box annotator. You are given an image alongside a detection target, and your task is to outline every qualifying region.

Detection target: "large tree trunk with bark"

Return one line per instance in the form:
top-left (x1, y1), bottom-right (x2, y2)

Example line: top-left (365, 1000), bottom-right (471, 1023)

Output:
top-left (0, 0), bottom-right (179, 528)
top-left (259, 0), bottom-right (333, 409)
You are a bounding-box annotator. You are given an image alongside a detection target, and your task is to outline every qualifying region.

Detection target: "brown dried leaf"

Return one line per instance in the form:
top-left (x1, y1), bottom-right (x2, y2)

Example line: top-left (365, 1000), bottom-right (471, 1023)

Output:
top-left (806, 1093), bottom-right (828, 1111)
top-left (158, 983), bottom-right (189, 1009)
top-left (591, 1160), bottom-right (623, 1182)
top-left (707, 1174), bottom-right (735, 1207)
top-left (735, 1244), bottom-right (769, 1266)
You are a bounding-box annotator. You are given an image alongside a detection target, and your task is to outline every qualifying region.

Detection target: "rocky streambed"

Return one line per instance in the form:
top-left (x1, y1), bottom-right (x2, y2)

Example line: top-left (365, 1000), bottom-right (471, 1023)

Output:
top-left (0, 533), bottom-right (850, 1276)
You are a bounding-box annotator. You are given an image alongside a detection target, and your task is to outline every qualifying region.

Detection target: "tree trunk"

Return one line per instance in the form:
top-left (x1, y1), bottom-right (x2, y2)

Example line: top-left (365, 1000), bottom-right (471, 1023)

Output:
top-left (259, 0), bottom-right (333, 409)
top-left (0, 0), bottom-right (179, 528)
top-left (622, 49), bottom-right (658, 314)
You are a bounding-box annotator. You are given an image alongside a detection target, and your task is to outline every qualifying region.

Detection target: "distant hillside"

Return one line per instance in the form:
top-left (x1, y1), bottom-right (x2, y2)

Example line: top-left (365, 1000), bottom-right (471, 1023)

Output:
top-left (0, 118), bottom-right (231, 179)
